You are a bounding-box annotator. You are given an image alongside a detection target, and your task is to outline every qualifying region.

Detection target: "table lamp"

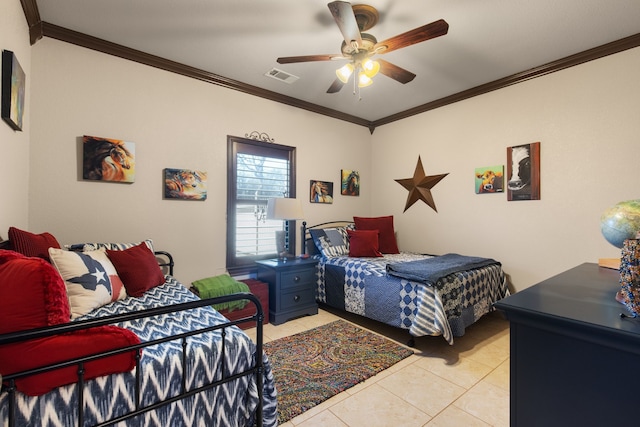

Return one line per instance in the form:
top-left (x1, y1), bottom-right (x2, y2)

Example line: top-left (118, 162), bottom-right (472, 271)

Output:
top-left (266, 197), bottom-right (304, 260)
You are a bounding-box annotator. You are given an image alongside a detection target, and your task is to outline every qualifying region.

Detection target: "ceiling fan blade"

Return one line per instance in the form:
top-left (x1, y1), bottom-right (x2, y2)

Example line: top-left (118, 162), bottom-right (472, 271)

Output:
top-left (328, 1), bottom-right (363, 49)
top-left (327, 78), bottom-right (345, 93)
top-left (277, 54), bottom-right (344, 64)
top-left (377, 59), bottom-right (416, 84)
top-left (375, 19), bottom-right (449, 54)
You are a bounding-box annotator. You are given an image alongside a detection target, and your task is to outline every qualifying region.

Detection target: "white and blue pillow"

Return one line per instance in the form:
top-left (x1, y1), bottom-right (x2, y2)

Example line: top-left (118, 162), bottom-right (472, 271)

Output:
top-left (309, 226), bottom-right (353, 258)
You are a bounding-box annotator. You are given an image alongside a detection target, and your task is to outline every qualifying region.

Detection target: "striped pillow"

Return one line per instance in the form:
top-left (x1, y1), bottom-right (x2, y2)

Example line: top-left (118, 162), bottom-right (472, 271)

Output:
top-left (67, 239), bottom-right (154, 253)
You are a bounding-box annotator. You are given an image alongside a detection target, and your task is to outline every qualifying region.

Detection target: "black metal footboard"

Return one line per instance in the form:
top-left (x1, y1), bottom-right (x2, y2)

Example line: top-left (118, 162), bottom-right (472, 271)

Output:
top-left (0, 293), bottom-right (265, 427)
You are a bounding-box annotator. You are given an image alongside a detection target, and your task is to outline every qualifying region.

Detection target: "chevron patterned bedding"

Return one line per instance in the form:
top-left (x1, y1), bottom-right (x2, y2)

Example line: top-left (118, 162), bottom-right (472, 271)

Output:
top-left (315, 253), bottom-right (509, 344)
top-left (0, 276), bottom-right (278, 427)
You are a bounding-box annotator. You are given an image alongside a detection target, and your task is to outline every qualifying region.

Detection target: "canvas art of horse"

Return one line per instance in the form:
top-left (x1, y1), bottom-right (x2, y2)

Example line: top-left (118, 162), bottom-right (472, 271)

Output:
top-left (164, 168), bottom-right (207, 200)
top-left (83, 135), bottom-right (135, 183)
top-left (341, 170), bottom-right (360, 196)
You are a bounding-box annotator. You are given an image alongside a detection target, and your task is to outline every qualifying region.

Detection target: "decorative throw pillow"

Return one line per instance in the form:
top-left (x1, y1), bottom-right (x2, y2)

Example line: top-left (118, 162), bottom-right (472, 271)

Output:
top-left (67, 239), bottom-right (154, 253)
top-left (0, 249), bottom-right (70, 332)
top-left (8, 227), bottom-right (61, 262)
top-left (309, 227), bottom-right (350, 257)
top-left (48, 248), bottom-right (127, 319)
top-left (353, 216), bottom-right (400, 254)
top-left (0, 249), bottom-right (140, 396)
top-left (106, 242), bottom-right (166, 297)
top-left (347, 229), bottom-right (383, 257)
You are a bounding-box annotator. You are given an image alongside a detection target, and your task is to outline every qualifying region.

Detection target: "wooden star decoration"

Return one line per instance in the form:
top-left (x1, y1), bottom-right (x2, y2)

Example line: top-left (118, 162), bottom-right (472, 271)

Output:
top-left (395, 156), bottom-right (449, 212)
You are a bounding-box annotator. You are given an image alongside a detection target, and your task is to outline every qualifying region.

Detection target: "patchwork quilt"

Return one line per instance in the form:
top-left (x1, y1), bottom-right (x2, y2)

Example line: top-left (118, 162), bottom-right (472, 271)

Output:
top-left (0, 277), bottom-right (278, 427)
top-left (316, 253), bottom-right (508, 344)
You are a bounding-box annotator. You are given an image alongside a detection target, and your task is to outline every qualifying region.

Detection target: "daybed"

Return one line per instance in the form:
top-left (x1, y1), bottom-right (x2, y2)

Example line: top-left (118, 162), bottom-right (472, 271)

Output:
top-left (0, 228), bottom-right (277, 427)
top-left (303, 217), bottom-right (509, 345)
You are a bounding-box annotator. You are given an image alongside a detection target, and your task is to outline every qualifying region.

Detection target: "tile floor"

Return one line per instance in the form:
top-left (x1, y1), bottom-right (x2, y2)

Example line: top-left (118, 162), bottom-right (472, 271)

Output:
top-left (247, 307), bottom-right (510, 427)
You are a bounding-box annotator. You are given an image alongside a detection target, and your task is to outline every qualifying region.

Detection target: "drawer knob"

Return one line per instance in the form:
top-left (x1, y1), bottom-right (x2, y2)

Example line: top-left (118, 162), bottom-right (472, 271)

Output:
top-left (293, 275), bottom-right (300, 282)
top-left (294, 295), bottom-right (300, 302)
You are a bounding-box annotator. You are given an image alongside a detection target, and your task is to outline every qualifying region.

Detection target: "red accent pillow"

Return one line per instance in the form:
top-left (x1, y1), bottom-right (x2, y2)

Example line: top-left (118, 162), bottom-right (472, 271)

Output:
top-left (0, 326), bottom-right (140, 396)
top-left (353, 216), bottom-right (400, 254)
top-left (107, 242), bottom-right (166, 297)
top-left (347, 229), bottom-right (382, 257)
top-left (0, 250), bottom-right (70, 333)
top-left (0, 250), bottom-right (140, 396)
top-left (8, 227), bottom-right (61, 261)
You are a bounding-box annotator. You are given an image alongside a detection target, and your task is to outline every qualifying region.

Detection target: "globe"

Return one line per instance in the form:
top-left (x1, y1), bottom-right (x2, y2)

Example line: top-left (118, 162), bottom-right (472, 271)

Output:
top-left (600, 199), bottom-right (640, 248)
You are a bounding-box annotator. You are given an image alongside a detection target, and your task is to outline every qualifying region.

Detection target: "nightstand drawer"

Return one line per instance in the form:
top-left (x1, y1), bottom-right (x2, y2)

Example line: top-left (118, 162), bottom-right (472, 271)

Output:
top-left (280, 288), bottom-right (316, 311)
top-left (280, 269), bottom-right (315, 290)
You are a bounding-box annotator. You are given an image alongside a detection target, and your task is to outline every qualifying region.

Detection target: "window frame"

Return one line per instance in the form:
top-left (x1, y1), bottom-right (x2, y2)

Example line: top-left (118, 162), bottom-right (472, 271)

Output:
top-left (226, 135), bottom-right (297, 275)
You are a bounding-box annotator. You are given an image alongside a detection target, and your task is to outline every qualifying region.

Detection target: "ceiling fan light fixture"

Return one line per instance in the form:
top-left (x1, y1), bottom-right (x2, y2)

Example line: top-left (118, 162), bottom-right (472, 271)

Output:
top-left (362, 59), bottom-right (380, 78)
top-left (358, 71), bottom-right (373, 88)
top-left (336, 63), bottom-right (354, 83)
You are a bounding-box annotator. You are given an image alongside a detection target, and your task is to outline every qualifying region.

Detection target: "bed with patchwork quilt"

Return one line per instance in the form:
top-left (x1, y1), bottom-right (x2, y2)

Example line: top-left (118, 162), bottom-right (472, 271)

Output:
top-left (0, 228), bottom-right (277, 427)
top-left (303, 218), bottom-right (509, 345)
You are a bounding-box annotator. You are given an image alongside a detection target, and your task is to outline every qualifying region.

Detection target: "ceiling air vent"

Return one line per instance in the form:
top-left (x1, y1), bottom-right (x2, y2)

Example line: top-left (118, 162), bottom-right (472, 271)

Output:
top-left (265, 68), bottom-right (299, 84)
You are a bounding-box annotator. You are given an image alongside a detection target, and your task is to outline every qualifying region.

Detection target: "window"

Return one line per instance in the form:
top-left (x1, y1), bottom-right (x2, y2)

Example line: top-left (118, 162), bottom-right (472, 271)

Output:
top-left (227, 135), bottom-right (297, 273)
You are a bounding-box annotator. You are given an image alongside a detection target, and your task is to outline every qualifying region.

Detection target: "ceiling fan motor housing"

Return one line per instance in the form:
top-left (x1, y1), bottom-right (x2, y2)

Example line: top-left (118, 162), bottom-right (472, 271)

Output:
top-left (341, 32), bottom-right (378, 56)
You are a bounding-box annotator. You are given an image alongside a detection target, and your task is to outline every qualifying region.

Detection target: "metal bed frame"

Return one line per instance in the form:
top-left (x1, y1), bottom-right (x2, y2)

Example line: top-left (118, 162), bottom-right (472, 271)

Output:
top-left (0, 283), bottom-right (266, 427)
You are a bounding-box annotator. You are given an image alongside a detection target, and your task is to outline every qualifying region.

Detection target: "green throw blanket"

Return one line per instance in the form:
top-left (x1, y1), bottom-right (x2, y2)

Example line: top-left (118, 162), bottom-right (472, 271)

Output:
top-left (191, 275), bottom-right (250, 312)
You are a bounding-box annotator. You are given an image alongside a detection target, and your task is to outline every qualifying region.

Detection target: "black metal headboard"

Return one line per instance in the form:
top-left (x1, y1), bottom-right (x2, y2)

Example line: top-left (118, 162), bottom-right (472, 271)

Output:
top-left (301, 220), bottom-right (354, 255)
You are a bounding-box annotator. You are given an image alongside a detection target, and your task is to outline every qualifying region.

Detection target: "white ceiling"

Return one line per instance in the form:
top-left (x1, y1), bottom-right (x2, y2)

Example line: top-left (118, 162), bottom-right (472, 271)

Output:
top-left (34, 0), bottom-right (640, 124)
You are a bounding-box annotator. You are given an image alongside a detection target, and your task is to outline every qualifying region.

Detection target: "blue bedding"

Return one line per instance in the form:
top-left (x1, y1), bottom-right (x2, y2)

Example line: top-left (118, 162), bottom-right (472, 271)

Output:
top-left (386, 253), bottom-right (500, 284)
top-left (0, 276), bottom-right (278, 427)
top-left (316, 253), bottom-right (508, 344)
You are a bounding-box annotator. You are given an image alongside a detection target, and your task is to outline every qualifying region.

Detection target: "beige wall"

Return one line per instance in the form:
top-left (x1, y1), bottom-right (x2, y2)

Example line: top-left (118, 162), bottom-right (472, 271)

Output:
top-left (6, 5), bottom-right (640, 291)
top-left (371, 47), bottom-right (640, 291)
top-left (28, 38), bottom-right (371, 286)
top-left (0, 1), bottom-right (31, 236)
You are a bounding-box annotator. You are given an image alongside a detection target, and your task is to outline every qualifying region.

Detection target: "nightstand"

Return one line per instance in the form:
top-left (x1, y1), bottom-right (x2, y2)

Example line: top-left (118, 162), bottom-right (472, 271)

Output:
top-left (256, 258), bottom-right (319, 325)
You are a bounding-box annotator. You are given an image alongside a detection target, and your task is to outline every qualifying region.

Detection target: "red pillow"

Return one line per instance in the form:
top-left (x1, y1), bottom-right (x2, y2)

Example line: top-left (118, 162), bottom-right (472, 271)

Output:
top-left (0, 250), bottom-right (70, 333)
top-left (347, 229), bottom-right (382, 257)
top-left (8, 227), bottom-right (61, 261)
top-left (0, 326), bottom-right (140, 396)
top-left (0, 249), bottom-right (140, 396)
top-left (107, 242), bottom-right (166, 297)
top-left (353, 216), bottom-right (400, 254)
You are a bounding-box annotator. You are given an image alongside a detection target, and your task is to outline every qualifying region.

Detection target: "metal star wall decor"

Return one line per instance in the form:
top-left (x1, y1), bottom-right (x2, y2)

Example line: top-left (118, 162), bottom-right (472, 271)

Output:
top-left (395, 156), bottom-right (449, 212)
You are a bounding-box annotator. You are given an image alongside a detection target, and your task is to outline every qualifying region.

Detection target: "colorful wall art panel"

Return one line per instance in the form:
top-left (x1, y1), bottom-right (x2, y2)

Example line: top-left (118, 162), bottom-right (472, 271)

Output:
top-left (82, 135), bottom-right (135, 183)
top-left (341, 170), bottom-right (360, 196)
top-left (164, 168), bottom-right (208, 200)
top-left (475, 165), bottom-right (504, 194)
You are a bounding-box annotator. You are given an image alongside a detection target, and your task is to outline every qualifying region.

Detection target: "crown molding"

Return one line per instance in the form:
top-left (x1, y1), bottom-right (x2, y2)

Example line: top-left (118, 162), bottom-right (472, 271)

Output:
top-left (21, 10), bottom-right (638, 133)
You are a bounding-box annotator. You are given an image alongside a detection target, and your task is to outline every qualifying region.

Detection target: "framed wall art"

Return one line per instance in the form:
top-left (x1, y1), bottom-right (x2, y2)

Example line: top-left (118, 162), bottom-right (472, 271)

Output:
top-left (310, 180), bottom-right (333, 204)
top-left (341, 169), bottom-right (360, 196)
top-left (507, 142), bottom-right (540, 201)
top-left (82, 135), bottom-right (135, 183)
top-left (1, 50), bottom-right (26, 131)
top-left (475, 165), bottom-right (504, 194)
top-left (164, 168), bottom-right (208, 200)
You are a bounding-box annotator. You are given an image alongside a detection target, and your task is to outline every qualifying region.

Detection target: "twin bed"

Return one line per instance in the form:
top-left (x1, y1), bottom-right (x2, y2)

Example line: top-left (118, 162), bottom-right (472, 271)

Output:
top-left (303, 218), bottom-right (509, 345)
top-left (0, 235), bottom-right (277, 427)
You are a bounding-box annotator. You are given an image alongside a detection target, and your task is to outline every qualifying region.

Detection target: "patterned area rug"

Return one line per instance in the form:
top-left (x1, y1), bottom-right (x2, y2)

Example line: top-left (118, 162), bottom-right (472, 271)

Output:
top-left (263, 320), bottom-right (414, 424)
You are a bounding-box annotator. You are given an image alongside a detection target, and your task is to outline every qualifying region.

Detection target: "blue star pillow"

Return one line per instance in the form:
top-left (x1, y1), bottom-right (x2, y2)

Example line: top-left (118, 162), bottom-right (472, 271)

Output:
top-left (49, 248), bottom-right (126, 319)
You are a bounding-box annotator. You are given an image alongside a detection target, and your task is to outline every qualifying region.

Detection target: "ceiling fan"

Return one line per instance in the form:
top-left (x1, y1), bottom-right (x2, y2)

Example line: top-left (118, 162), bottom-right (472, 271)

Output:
top-left (276, 1), bottom-right (449, 94)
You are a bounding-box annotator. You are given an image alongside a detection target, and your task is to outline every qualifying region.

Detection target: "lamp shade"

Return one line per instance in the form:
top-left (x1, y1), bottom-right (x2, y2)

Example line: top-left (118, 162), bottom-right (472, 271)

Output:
top-left (266, 198), bottom-right (304, 220)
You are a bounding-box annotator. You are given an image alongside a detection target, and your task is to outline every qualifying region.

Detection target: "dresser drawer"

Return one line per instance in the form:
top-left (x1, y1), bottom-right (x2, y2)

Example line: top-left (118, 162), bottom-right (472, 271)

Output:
top-left (280, 268), bottom-right (315, 290)
top-left (280, 287), bottom-right (316, 311)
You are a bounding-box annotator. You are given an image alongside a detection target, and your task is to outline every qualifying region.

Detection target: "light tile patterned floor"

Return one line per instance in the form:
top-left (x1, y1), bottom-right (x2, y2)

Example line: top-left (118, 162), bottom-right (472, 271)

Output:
top-left (247, 307), bottom-right (510, 427)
